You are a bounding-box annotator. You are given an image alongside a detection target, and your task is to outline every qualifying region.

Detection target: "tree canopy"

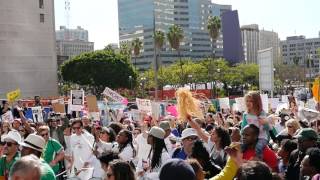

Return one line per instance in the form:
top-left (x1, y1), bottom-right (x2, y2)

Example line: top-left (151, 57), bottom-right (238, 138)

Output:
top-left (60, 50), bottom-right (137, 94)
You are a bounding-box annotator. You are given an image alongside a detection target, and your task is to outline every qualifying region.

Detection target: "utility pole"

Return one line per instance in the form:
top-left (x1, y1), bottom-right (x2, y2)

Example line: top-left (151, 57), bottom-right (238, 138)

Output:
top-left (153, 1), bottom-right (158, 101)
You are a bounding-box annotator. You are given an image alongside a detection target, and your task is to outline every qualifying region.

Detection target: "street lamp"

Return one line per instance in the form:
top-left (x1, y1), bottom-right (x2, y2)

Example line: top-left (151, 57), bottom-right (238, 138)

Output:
top-left (141, 77), bottom-right (146, 97)
top-left (129, 75), bottom-right (133, 91)
top-left (188, 74), bottom-right (193, 90)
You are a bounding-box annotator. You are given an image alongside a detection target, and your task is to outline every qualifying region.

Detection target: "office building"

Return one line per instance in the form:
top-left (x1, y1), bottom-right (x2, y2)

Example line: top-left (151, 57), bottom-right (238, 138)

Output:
top-left (280, 35), bottom-right (320, 76)
top-left (259, 30), bottom-right (280, 64)
top-left (241, 24), bottom-right (259, 64)
top-left (118, 0), bottom-right (232, 70)
top-left (56, 26), bottom-right (88, 41)
top-left (221, 10), bottom-right (243, 64)
top-left (0, 0), bottom-right (58, 97)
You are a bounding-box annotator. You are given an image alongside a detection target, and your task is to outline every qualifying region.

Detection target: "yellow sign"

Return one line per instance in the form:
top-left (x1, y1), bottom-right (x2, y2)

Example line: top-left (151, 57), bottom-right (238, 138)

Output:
top-left (6, 89), bottom-right (21, 102)
top-left (312, 78), bottom-right (320, 102)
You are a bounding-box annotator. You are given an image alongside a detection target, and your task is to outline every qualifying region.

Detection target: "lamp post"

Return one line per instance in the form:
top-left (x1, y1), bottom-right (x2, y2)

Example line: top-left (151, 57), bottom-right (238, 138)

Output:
top-left (188, 74), bottom-right (193, 90)
top-left (141, 77), bottom-right (146, 97)
top-left (215, 68), bottom-right (220, 98)
top-left (129, 76), bottom-right (133, 94)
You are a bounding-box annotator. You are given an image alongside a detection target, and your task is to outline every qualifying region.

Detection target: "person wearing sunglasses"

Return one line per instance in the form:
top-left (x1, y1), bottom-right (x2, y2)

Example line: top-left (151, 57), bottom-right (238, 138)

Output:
top-left (172, 128), bottom-right (199, 160)
top-left (0, 131), bottom-right (21, 179)
top-left (37, 125), bottom-right (65, 176)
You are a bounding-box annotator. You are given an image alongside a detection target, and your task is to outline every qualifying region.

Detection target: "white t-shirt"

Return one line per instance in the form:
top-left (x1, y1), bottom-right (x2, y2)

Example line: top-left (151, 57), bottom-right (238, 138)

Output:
top-left (119, 144), bottom-right (135, 162)
top-left (135, 133), bottom-right (151, 160)
top-left (164, 134), bottom-right (175, 156)
top-left (137, 149), bottom-right (171, 174)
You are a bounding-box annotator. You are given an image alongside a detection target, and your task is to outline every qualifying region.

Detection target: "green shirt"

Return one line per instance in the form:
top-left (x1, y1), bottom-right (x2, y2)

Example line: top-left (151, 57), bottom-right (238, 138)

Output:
top-left (0, 152), bottom-right (20, 177)
top-left (42, 138), bottom-right (63, 174)
top-left (40, 160), bottom-right (56, 180)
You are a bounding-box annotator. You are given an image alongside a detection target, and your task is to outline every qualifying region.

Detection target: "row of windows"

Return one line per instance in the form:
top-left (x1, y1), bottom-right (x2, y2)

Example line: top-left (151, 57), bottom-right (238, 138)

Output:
top-left (174, 5), bottom-right (188, 9)
top-left (174, 18), bottom-right (189, 21)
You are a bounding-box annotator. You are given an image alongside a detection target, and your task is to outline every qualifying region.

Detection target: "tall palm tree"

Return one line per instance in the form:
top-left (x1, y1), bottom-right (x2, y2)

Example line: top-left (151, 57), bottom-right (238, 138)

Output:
top-left (207, 16), bottom-right (221, 98)
top-left (131, 38), bottom-right (143, 70)
top-left (154, 30), bottom-right (165, 69)
top-left (167, 24), bottom-right (184, 85)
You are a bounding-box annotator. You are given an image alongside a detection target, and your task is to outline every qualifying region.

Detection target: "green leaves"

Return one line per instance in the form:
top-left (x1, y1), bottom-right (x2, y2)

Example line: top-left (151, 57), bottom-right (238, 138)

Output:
top-left (167, 25), bottom-right (184, 50)
top-left (207, 16), bottom-right (221, 41)
top-left (60, 50), bottom-right (137, 93)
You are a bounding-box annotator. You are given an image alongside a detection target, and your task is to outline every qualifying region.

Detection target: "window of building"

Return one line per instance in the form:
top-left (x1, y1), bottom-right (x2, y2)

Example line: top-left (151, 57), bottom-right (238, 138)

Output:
top-left (40, 14), bottom-right (45, 23)
top-left (39, 0), bottom-right (44, 8)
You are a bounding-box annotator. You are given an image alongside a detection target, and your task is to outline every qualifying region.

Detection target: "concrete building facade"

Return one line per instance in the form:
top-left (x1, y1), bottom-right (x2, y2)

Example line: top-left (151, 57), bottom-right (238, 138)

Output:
top-left (118, 0), bottom-right (232, 70)
top-left (56, 26), bottom-right (89, 41)
top-left (280, 35), bottom-right (320, 76)
top-left (241, 24), bottom-right (259, 64)
top-left (0, 0), bottom-right (58, 97)
top-left (259, 30), bottom-right (280, 64)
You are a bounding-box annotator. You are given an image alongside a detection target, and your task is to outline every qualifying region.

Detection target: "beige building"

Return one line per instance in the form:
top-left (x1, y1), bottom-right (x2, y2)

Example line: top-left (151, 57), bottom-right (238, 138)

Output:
top-left (0, 0), bottom-right (58, 98)
top-left (259, 30), bottom-right (280, 64)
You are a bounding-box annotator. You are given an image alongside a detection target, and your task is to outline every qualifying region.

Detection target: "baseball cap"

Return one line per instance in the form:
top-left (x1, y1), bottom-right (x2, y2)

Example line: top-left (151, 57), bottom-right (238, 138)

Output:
top-left (159, 121), bottom-right (171, 131)
top-left (181, 128), bottom-right (198, 140)
top-left (294, 128), bottom-right (318, 141)
top-left (147, 127), bottom-right (165, 139)
top-left (2, 131), bottom-right (22, 144)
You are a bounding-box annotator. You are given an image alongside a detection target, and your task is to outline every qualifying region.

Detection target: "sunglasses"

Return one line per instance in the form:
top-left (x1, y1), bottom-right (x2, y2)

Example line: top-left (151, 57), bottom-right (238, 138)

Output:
top-left (106, 173), bottom-right (113, 178)
top-left (185, 136), bottom-right (198, 141)
top-left (72, 126), bottom-right (81, 130)
top-left (40, 133), bottom-right (48, 137)
top-left (4, 142), bottom-right (17, 147)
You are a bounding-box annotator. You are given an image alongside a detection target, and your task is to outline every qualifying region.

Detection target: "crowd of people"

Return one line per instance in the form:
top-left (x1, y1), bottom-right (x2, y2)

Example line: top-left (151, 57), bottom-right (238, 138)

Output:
top-left (0, 90), bottom-right (320, 180)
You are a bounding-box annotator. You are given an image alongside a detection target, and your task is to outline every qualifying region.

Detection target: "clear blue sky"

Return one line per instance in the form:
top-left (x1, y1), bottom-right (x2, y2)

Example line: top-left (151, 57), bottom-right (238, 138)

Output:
top-left (55, 0), bottom-right (320, 50)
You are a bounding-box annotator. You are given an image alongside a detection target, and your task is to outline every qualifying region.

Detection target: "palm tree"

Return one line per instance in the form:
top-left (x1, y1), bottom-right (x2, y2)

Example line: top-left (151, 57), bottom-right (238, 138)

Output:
top-left (131, 38), bottom-right (143, 70)
top-left (154, 30), bottom-right (165, 70)
top-left (207, 15), bottom-right (221, 98)
top-left (167, 24), bottom-right (184, 85)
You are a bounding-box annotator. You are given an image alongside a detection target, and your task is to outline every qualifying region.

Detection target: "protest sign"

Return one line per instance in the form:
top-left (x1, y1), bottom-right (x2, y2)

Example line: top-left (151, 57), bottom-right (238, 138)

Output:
top-left (281, 95), bottom-right (289, 103)
top-left (151, 102), bottom-right (161, 120)
top-left (6, 89), bottom-right (21, 102)
top-left (136, 98), bottom-right (152, 114)
top-left (102, 87), bottom-right (126, 103)
top-left (269, 98), bottom-right (279, 110)
top-left (306, 98), bottom-right (317, 110)
top-left (166, 105), bottom-right (178, 117)
top-left (89, 112), bottom-right (100, 121)
top-left (52, 98), bottom-right (65, 113)
top-left (70, 90), bottom-right (84, 111)
top-left (31, 106), bottom-right (43, 123)
top-left (260, 94), bottom-right (269, 113)
top-left (1, 111), bottom-right (13, 122)
top-left (235, 97), bottom-right (246, 112)
top-left (218, 97), bottom-right (230, 109)
top-left (276, 103), bottom-right (289, 114)
top-left (87, 95), bottom-right (98, 112)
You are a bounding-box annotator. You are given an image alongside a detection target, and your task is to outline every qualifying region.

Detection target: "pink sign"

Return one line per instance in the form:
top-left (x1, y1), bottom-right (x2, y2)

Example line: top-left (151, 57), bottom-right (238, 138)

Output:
top-left (166, 105), bottom-right (178, 117)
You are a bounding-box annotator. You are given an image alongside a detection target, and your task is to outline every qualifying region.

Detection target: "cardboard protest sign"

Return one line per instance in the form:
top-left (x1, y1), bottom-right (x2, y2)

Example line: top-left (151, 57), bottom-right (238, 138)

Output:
top-left (87, 95), bottom-right (98, 112)
top-left (235, 97), bottom-right (246, 112)
top-left (1, 111), bottom-right (13, 122)
top-left (31, 106), bottom-right (43, 123)
top-left (70, 90), bottom-right (84, 111)
top-left (260, 94), bottom-right (269, 113)
top-left (89, 112), bottom-right (100, 121)
top-left (269, 98), bottom-right (279, 110)
top-left (136, 98), bottom-right (152, 114)
top-left (151, 102), bottom-right (161, 120)
top-left (6, 89), bottom-right (21, 102)
top-left (52, 99), bottom-right (65, 113)
top-left (102, 87), bottom-right (126, 103)
top-left (218, 97), bottom-right (230, 109)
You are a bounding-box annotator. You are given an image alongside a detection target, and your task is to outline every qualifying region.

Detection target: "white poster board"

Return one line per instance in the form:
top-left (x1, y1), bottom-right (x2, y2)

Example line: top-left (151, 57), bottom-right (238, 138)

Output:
top-left (281, 95), bottom-right (289, 103)
top-left (269, 98), bottom-right (280, 110)
top-left (235, 97), bottom-right (246, 112)
top-left (102, 87), bottom-right (125, 102)
top-left (258, 48), bottom-right (274, 91)
top-left (151, 102), bottom-right (161, 120)
top-left (260, 94), bottom-right (269, 113)
top-left (219, 97), bottom-right (230, 109)
top-left (276, 103), bottom-right (289, 114)
top-left (89, 112), bottom-right (100, 121)
top-left (1, 111), bottom-right (13, 122)
top-left (31, 106), bottom-right (43, 123)
top-left (306, 98), bottom-right (317, 110)
top-left (70, 90), bottom-right (84, 111)
top-left (136, 98), bottom-right (152, 114)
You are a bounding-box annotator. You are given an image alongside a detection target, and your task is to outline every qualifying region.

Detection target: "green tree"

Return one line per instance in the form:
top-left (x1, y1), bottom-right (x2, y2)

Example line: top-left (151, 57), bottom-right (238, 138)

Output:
top-left (119, 41), bottom-right (132, 61)
top-left (154, 30), bottom-right (165, 70)
top-left (103, 44), bottom-right (115, 53)
top-left (60, 50), bottom-right (137, 95)
top-left (167, 25), bottom-right (184, 85)
top-left (131, 38), bottom-right (143, 70)
top-left (207, 16), bottom-right (221, 59)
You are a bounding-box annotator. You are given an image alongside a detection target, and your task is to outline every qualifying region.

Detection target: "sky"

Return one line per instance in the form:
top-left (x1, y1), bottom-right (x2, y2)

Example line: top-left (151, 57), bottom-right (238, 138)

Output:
top-left (55, 0), bottom-right (320, 50)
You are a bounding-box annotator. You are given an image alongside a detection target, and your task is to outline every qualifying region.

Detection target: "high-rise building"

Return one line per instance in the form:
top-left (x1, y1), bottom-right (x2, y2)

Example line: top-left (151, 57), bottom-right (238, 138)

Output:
top-left (241, 24), bottom-right (260, 64)
top-left (221, 10), bottom-right (243, 64)
top-left (118, 0), bottom-right (232, 70)
top-left (259, 30), bottom-right (280, 64)
top-left (280, 35), bottom-right (320, 76)
top-left (0, 0), bottom-right (58, 97)
top-left (56, 26), bottom-right (88, 41)
top-left (55, 26), bottom-right (94, 66)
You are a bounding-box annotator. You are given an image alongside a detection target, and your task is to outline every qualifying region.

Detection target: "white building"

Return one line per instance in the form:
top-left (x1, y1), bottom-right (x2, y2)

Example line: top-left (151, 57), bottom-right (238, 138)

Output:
top-left (56, 26), bottom-right (88, 41)
top-left (259, 30), bottom-right (280, 64)
top-left (0, 0), bottom-right (58, 97)
top-left (241, 24), bottom-right (259, 64)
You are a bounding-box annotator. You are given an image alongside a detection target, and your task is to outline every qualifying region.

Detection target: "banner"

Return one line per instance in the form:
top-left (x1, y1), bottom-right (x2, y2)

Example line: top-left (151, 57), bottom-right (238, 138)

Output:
top-left (136, 98), bottom-right (152, 114)
top-left (31, 106), bottom-right (43, 123)
top-left (260, 94), bottom-right (269, 113)
top-left (87, 95), bottom-right (98, 112)
top-left (6, 89), bottom-right (21, 102)
top-left (219, 97), bottom-right (230, 109)
top-left (70, 90), bottom-right (84, 111)
top-left (235, 97), bottom-right (246, 112)
top-left (102, 87), bottom-right (126, 103)
top-left (1, 111), bottom-right (13, 122)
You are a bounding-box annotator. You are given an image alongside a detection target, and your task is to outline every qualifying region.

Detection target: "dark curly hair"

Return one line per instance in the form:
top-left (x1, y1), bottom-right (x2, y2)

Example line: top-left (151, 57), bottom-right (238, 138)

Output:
top-left (214, 126), bottom-right (231, 149)
top-left (109, 160), bottom-right (136, 180)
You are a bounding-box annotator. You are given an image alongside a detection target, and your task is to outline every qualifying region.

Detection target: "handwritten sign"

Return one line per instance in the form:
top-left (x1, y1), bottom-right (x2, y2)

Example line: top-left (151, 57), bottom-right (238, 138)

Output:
top-left (235, 97), bottom-right (246, 112)
top-left (260, 94), bottom-right (269, 113)
top-left (219, 97), bottom-right (230, 109)
top-left (136, 98), bottom-right (152, 114)
top-left (102, 87), bottom-right (125, 103)
top-left (31, 106), bottom-right (43, 123)
top-left (70, 90), bottom-right (84, 111)
top-left (1, 111), bottom-right (13, 122)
